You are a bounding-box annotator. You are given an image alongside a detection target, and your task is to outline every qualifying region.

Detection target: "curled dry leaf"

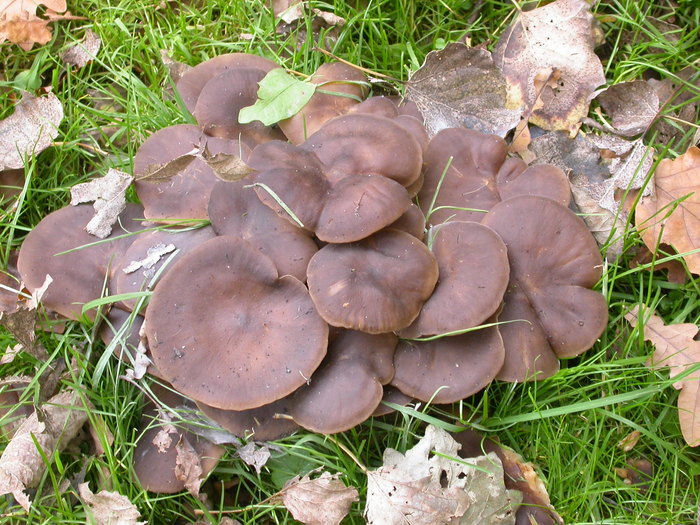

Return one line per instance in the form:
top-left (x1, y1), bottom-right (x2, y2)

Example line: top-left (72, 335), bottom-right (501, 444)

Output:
top-left (175, 436), bottom-right (204, 496)
top-left (0, 305), bottom-right (49, 360)
top-left (61, 29), bottom-right (101, 68)
top-left (0, 92), bottom-right (63, 171)
top-left (0, 389), bottom-right (90, 510)
top-left (0, 0), bottom-right (70, 50)
top-left (280, 471), bottom-right (358, 525)
top-left (635, 146), bottom-right (700, 274)
top-left (595, 80), bottom-right (660, 137)
top-left (78, 482), bottom-right (145, 525)
top-left (70, 168), bottom-right (133, 238)
top-left (493, 0), bottom-right (605, 133)
top-left (405, 43), bottom-right (522, 138)
top-left (625, 305), bottom-right (700, 446)
top-left (237, 442), bottom-right (271, 474)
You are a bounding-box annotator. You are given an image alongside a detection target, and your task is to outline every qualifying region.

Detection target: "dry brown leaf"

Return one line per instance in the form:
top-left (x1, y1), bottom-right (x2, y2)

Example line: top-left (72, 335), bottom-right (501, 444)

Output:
top-left (617, 430), bottom-right (642, 452)
top-left (635, 146), bottom-right (700, 274)
top-left (0, 305), bottom-right (49, 360)
top-left (406, 43), bottom-right (522, 138)
top-left (629, 244), bottom-right (688, 284)
top-left (493, 0), bottom-right (605, 134)
top-left (0, 0), bottom-right (70, 50)
top-left (70, 168), bottom-right (133, 238)
top-left (61, 29), bottom-right (101, 68)
top-left (174, 436), bottom-right (204, 496)
top-left (237, 442), bottom-right (271, 474)
top-left (625, 306), bottom-right (700, 446)
top-left (78, 482), bottom-right (145, 525)
top-left (0, 92), bottom-right (63, 171)
top-left (596, 81), bottom-right (660, 137)
top-left (279, 471), bottom-right (358, 525)
top-left (0, 389), bottom-right (90, 510)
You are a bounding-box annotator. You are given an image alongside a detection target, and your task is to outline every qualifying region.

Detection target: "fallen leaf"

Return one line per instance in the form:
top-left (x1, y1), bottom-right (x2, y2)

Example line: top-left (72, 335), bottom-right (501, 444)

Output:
top-left (493, 0), bottom-right (605, 133)
top-left (0, 0), bottom-right (70, 50)
top-left (629, 244), bottom-right (687, 284)
top-left (239, 69), bottom-right (316, 126)
top-left (160, 50), bottom-right (192, 101)
top-left (0, 389), bottom-right (90, 510)
top-left (70, 168), bottom-right (133, 238)
top-left (648, 68), bottom-right (699, 147)
top-left (174, 436), bottom-right (204, 496)
top-left (61, 29), bottom-right (101, 68)
top-left (122, 243), bottom-right (177, 275)
top-left (0, 305), bottom-right (49, 360)
top-left (617, 430), bottom-right (642, 452)
top-left (364, 424), bottom-right (519, 525)
top-left (0, 92), bottom-right (63, 171)
top-left (199, 147), bottom-right (256, 182)
top-left (635, 146), bottom-right (700, 274)
top-left (596, 80), bottom-right (660, 137)
top-left (614, 458), bottom-right (653, 491)
top-left (625, 306), bottom-right (700, 446)
top-left (78, 482), bottom-right (145, 525)
top-left (280, 471), bottom-right (358, 525)
top-left (406, 43), bottom-right (522, 138)
top-left (237, 442), bottom-right (271, 474)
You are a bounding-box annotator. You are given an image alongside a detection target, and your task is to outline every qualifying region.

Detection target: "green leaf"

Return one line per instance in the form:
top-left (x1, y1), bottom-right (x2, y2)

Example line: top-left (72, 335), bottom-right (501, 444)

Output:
top-left (238, 69), bottom-right (316, 126)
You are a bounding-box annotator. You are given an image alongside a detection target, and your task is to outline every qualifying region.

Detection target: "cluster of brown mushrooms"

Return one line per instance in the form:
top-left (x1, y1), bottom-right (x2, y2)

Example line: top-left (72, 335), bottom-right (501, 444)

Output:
top-left (16, 53), bottom-right (608, 490)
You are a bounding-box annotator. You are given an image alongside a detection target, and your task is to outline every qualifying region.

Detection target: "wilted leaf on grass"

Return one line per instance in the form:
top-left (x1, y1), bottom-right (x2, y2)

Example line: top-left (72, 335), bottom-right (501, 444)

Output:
top-left (635, 146), bottom-right (700, 274)
top-left (0, 389), bottom-right (90, 510)
top-left (278, 471), bottom-right (358, 525)
top-left (239, 69), bottom-right (316, 126)
top-left (629, 244), bottom-right (687, 284)
top-left (493, 0), bottom-right (605, 133)
top-left (625, 306), bottom-right (700, 446)
top-left (174, 436), bottom-right (204, 496)
top-left (70, 168), bottom-right (133, 238)
top-left (0, 92), bottom-right (63, 171)
top-left (405, 43), bottom-right (522, 138)
top-left (596, 80), bottom-right (659, 137)
top-left (237, 442), bottom-right (271, 474)
top-left (78, 482), bottom-right (145, 525)
top-left (648, 68), bottom-right (699, 147)
top-left (61, 29), bottom-right (101, 68)
top-left (0, 306), bottom-right (49, 360)
top-left (364, 425), bottom-right (519, 525)
top-left (0, 0), bottom-right (73, 50)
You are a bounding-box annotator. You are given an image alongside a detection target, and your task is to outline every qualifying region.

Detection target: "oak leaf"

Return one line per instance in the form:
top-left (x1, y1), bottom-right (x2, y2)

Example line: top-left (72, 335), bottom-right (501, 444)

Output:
top-left (625, 306), bottom-right (700, 446)
top-left (596, 80), bottom-right (660, 137)
top-left (78, 483), bottom-right (145, 525)
top-left (635, 146), bottom-right (700, 274)
top-left (0, 0), bottom-right (69, 50)
top-left (279, 471), bottom-right (358, 525)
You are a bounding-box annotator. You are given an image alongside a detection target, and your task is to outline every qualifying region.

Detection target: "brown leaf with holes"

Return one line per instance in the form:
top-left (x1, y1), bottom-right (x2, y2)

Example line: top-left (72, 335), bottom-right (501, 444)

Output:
top-left (493, 0), bottom-right (605, 134)
top-left (279, 471), bottom-right (358, 525)
top-left (78, 483), bottom-right (145, 525)
top-left (61, 29), bottom-right (101, 68)
top-left (0, 0), bottom-right (71, 50)
top-left (625, 306), bottom-right (700, 446)
top-left (635, 146), bottom-right (700, 274)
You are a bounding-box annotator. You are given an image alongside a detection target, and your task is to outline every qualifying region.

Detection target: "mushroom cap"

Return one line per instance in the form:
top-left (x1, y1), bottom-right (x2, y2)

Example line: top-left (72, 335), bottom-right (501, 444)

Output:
top-left (0, 251), bottom-right (20, 313)
top-left (207, 179), bottom-right (317, 281)
top-left (347, 96), bottom-right (399, 118)
top-left (279, 62), bottom-right (368, 144)
top-left (391, 324), bottom-right (505, 404)
top-left (481, 195), bottom-right (608, 382)
top-left (307, 229), bottom-right (438, 333)
top-left (176, 53), bottom-right (279, 113)
top-left (145, 236), bottom-right (328, 410)
top-left (371, 385), bottom-right (413, 418)
top-left (290, 330), bottom-right (397, 434)
top-left (193, 67), bottom-right (286, 147)
top-left (388, 203), bottom-right (426, 240)
top-left (17, 203), bottom-right (146, 321)
top-left (400, 222), bottom-right (509, 338)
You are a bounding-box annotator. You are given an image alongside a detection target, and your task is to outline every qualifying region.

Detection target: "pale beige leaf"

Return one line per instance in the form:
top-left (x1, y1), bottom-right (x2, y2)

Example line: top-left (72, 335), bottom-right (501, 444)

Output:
top-left (596, 80), bottom-right (659, 137)
top-left (237, 442), bottom-right (270, 474)
top-left (62, 29), bottom-right (101, 68)
top-left (174, 437), bottom-right (203, 496)
top-left (281, 471), bottom-right (358, 525)
top-left (0, 0), bottom-right (68, 50)
top-left (78, 482), bottom-right (145, 525)
top-left (635, 146), bottom-right (700, 274)
top-left (625, 306), bottom-right (700, 446)
top-left (70, 168), bottom-right (133, 238)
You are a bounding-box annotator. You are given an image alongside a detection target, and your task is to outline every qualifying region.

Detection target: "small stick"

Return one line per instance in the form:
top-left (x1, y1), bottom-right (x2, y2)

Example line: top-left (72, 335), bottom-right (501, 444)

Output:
top-left (312, 47), bottom-right (403, 83)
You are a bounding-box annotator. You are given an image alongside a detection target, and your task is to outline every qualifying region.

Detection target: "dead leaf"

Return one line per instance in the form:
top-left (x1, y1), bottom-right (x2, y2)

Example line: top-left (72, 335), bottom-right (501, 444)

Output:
top-left (199, 147), bottom-right (255, 182)
top-left (70, 168), bottom-right (133, 238)
top-left (596, 81), bottom-right (660, 137)
top-left (614, 458), bottom-right (653, 491)
top-left (174, 436), bottom-right (204, 496)
top-left (0, 92), bottom-right (63, 171)
top-left (78, 482), bottom-right (145, 525)
top-left (274, 0), bottom-right (344, 50)
top-left (0, 305), bottom-right (49, 360)
top-left (280, 471), bottom-right (358, 525)
top-left (122, 243), bottom-right (176, 276)
top-left (0, 0), bottom-right (71, 50)
top-left (406, 43), bottom-right (522, 138)
top-left (635, 146), bottom-right (700, 274)
top-left (0, 389), bottom-right (90, 510)
top-left (61, 29), bottom-right (101, 68)
top-left (629, 244), bottom-right (687, 284)
top-left (160, 50), bottom-right (192, 101)
top-left (364, 424), bottom-right (519, 525)
top-left (625, 306), bottom-right (700, 446)
top-left (237, 442), bottom-right (271, 474)
top-left (617, 430), bottom-right (642, 452)
top-left (493, 0), bottom-right (605, 133)
top-left (648, 68), bottom-right (699, 147)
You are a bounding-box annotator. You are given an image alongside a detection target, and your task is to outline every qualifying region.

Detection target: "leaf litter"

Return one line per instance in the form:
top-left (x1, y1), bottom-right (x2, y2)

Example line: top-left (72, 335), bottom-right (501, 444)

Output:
top-left (78, 482), bottom-right (145, 525)
top-left (277, 470), bottom-right (358, 525)
top-left (0, 0), bottom-right (76, 50)
top-left (61, 29), bottom-right (101, 68)
top-left (70, 168), bottom-right (133, 238)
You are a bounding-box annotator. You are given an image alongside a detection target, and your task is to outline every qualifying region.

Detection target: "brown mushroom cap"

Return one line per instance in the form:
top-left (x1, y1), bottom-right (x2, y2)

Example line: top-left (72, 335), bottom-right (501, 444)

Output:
top-left (391, 324), bottom-right (505, 404)
top-left (481, 195), bottom-right (608, 382)
top-left (400, 222), bottom-right (509, 338)
top-left (176, 53), bottom-right (279, 113)
top-left (347, 96), bottom-right (399, 118)
top-left (290, 330), bottom-right (397, 434)
top-left (389, 203), bottom-right (426, 240)
top-left (371, 385), bottom-right (413, 417)
top-left (17, 203), bottom-right (146, 321)
top-left (306, 229), bottom-right (438, 333)
top-left (145, 236), bottom-right (328, 410)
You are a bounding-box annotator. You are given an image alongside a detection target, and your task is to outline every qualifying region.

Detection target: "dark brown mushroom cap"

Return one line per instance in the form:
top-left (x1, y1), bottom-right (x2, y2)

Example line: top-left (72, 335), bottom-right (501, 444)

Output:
top-left (0, 380), bottom-right (33, 439)
top-left (193, 68), bottom-right (286, 147)
top-left (393, 115), bottom-right (430, 154)
top-left (196, 395), bottom-right (299, 441)
top-left (481, 195), bottom-right (608, 382)
top-left (391, 324), bottom-right (505, 404)
top-left (347, 96), bottom-right (399, 118)
top-left (0, 169), bottom-right (24, 203)
top-left (371, 385), bottom-right (413, 418)
top-left (111, 226), bottom-right (217, 311)
top-left (0, 251), bottom-right (20, 313)
top-left (418, 128), bottom-right (570, 225)
top-left (17, 203), bottom-right (145, 321)
top-left (307, 229), bottom-right (438, 333)
top-left (301, 114), bottom-right (423, 188)
top-left (208, 179), bottom-right (317, 281)
top-left (176, 53), bottom-right (279, 113)
top-left (400, 222), bottom-right (509, 338)
top-left (388, 203), bottom-right (426, 240)
top-left (290, 330), bottom-right (397, 434)
top-left (145, 236), bottom-right (328, 410)
top-left (279, 62), bottom-right (368, 145)
top-left (133, 124), bottom-right (248, 222)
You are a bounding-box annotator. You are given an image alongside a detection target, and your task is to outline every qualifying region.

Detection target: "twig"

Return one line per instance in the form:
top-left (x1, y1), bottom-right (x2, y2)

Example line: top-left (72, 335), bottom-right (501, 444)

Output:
top-left (312, 47), bottom-right (403, 83)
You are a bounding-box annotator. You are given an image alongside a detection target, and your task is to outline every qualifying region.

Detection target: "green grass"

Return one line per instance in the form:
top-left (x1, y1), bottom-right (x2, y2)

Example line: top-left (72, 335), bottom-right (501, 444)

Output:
top-left (1, 0), bottom-right (700, 523)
